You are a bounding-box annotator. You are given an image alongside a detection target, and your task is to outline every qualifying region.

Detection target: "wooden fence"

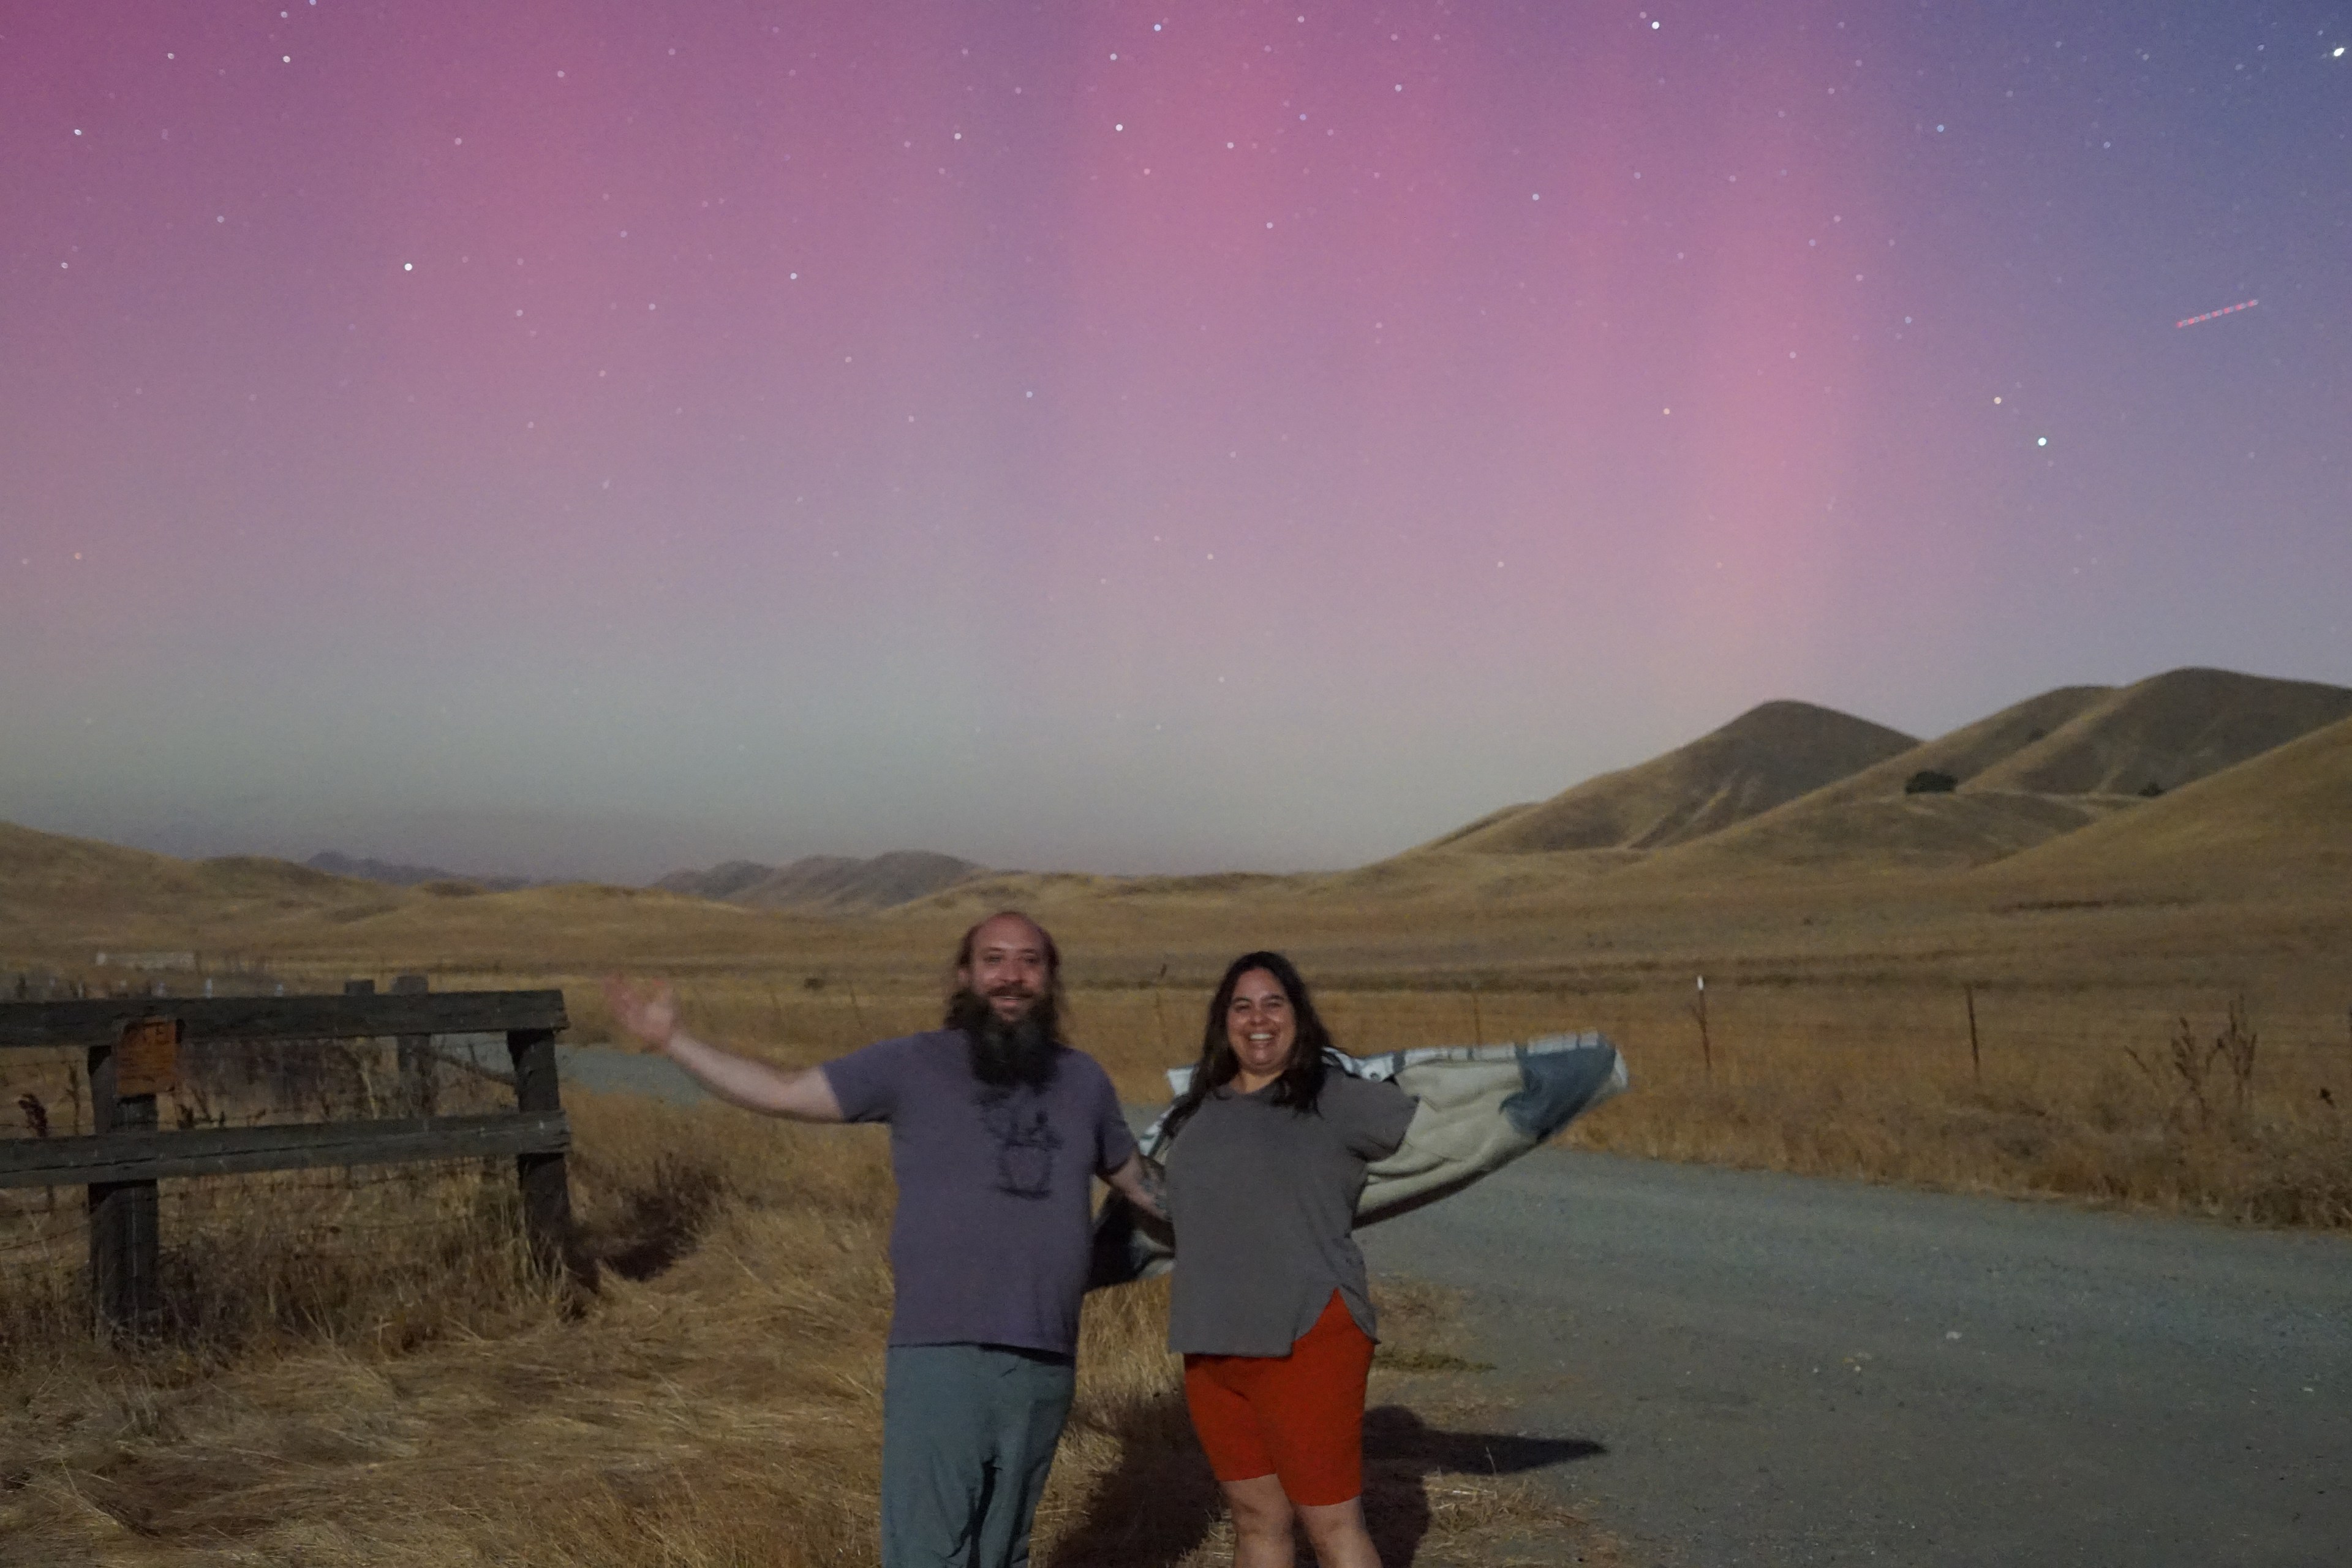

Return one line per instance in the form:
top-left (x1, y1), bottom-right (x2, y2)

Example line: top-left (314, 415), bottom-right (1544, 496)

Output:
top-left (0, 985), bottom-right (571, 1335)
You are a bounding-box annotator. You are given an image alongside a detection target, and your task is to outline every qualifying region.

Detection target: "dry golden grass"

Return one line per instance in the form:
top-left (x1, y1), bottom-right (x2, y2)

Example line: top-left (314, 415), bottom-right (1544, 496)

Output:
top-left (541, 957), bottom-right (2352, 1228)
top-left (1, 1088), bottom-right (1616, 1568)
top-left (15, 891), bottom-right (2350, 1235)
top-left (1534, 981), bottom-right (2352, 1226)
top-left (7, 720), bottom-right (2350, 1248)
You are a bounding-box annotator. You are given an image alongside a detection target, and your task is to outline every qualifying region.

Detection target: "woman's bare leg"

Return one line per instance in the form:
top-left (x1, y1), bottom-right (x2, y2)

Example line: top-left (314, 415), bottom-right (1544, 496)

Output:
top-left (1295, 1496), bottom-right (1381, 1568)
top-left (1222, 1475), bottom-right (1297, 1568)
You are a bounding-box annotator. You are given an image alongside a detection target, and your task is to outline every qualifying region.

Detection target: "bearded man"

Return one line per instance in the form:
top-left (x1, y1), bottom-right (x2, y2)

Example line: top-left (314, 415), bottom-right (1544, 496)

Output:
top-left (605, 911), bottom-right (1159, 1568)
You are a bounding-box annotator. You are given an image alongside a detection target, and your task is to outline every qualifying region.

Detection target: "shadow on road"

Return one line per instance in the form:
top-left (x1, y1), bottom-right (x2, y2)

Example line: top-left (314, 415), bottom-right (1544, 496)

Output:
top-left (1055, 1396), bottom-right (1604, 1567)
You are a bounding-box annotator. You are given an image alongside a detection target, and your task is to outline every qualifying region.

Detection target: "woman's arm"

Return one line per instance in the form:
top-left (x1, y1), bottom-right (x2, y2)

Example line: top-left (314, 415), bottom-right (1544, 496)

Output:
top-left (602, 975), bottom-right (845, 1121)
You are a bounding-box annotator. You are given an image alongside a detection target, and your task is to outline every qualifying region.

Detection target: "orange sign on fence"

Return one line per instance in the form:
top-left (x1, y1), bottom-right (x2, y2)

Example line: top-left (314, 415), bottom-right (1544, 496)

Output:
top-left (116, 1017), bottom-right (182, 1096)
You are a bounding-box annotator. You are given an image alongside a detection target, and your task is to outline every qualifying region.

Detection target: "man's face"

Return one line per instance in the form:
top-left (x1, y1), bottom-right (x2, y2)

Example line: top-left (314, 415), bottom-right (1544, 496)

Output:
top-left (959, 915), bottom-right (1052, 1023)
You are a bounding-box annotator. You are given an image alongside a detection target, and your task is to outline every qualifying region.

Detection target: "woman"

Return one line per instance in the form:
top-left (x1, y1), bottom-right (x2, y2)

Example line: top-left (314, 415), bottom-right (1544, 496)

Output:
top-left (1159, 952), bottom-right (1418, 1568)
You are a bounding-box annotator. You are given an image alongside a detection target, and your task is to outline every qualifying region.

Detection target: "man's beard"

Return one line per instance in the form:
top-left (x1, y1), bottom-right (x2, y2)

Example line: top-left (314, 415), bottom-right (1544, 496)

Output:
top-left (946, 986), bottom-right (1064, 1090)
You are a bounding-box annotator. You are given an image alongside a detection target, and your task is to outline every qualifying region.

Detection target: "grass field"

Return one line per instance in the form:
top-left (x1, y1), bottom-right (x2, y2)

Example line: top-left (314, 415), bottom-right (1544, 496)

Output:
top-left (12, 862), bottom-right (2347, 1232)
top-left (1, 1086), bottom-right (1612, 1567)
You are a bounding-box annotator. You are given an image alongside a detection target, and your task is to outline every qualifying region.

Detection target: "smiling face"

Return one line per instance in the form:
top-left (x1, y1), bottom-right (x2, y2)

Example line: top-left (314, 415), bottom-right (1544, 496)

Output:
top-left (1224, 967), bottom-right (1297, 1087)
top-left (957, 913), bottom-right (1052, 1023)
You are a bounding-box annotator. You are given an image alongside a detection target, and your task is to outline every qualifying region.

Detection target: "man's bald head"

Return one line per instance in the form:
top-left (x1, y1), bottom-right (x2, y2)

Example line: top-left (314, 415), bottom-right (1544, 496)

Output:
top-left (948, 910), bottom-right (1066, 1088)
top-left (953, 910), bottom-right (1060, 1012)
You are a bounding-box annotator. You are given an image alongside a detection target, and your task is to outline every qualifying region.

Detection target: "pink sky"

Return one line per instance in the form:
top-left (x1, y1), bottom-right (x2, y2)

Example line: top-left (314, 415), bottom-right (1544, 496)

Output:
top-left (4, 2), bottom-right (2346, 878)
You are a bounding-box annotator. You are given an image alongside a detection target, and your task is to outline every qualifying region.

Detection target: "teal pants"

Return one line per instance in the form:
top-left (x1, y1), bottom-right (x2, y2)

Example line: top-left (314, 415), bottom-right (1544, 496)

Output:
top-left (881, 1343), bottom-right (1077, 1568)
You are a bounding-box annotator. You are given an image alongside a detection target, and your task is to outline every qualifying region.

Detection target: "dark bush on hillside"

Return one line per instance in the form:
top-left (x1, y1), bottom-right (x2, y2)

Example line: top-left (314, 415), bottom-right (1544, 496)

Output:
top-left (1904, 769), bottom-right (1959, 795)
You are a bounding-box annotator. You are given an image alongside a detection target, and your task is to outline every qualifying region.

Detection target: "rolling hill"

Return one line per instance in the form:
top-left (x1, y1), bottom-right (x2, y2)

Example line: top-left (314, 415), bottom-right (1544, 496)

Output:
top-left (1785, 685), bottom-right (2115, 808)
top-left (1523, 671), bottom-right (2352, 880)
top-left (1977, 711), bottom-right (2352, 894)
top-left (1634, 789), bottom-right (2143, 879)
top-left (0, 821), bottom-right (398, 945)
top-left (1624, 686), bottom-right (2125, 876)
top-left (1430, 699), bottom-right (1918, 855)
top-left (6, 666), bottom-right (2346, 952)
top-left (305, 851), bottom-right (536, 892)
top-left (1967, 668), bottom-right (2352, 797)
top-left (655, 851), bottom-right (984, 913)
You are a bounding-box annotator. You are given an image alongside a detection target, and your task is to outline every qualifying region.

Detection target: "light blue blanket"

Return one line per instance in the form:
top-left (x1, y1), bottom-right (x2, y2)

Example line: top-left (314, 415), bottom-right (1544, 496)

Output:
top-left (1089, 1033), bottom-right (1627, 1289)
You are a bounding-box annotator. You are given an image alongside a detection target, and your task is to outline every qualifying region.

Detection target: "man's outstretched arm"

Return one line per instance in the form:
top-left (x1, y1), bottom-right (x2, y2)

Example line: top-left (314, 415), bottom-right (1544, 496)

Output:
top-left (602, 975), bottom-right (845, 1122)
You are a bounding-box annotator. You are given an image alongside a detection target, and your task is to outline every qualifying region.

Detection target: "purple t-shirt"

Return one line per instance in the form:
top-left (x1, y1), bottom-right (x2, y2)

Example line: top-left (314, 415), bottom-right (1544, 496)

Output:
top-left (823, 1030), bottom-right (1136, 1355)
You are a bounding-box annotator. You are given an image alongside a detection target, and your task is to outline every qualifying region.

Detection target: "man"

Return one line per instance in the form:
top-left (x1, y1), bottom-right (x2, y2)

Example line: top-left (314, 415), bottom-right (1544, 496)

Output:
top-left (603, 910), bottom-right (1159, 1568)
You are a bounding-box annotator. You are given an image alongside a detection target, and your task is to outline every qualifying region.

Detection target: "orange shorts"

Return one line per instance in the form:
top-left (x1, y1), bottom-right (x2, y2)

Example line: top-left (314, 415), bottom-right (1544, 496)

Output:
top-left (1182, 1291), bottom-right (1374, 1507)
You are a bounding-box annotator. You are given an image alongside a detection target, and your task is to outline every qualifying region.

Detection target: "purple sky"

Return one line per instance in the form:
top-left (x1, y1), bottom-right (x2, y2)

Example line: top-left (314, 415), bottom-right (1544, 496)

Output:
top-left (4, 2), bottom-right (2347, 881)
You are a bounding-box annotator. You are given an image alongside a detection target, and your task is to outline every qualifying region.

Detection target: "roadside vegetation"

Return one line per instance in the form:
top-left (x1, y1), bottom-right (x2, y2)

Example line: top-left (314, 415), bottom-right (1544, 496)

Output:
top-left (545, 965), bottom-right (2351, 1229)
top-left (545, 966), bottom-right (2352, 1228)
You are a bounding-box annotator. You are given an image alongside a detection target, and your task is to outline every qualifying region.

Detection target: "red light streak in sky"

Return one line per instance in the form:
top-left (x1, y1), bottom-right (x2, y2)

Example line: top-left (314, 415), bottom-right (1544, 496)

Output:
top-left (2176, 299), bottom-right (2258, 328)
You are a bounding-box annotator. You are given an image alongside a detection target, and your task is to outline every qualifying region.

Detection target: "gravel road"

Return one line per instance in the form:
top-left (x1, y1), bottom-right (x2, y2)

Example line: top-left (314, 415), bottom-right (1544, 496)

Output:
top-left (556, 1048), bottom-right (2352, 1564)
top-left (557, 1043), bottom-right (712, 1104)
top-left (1359, 1150), bottom-right (2352, 1567)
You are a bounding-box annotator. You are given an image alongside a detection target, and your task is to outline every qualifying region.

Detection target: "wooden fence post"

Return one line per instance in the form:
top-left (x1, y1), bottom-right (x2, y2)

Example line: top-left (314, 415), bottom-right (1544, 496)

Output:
top-left (86, 1036), bottom-right (162, 1336)
top-left (1966, 985), bottom-right (1983, 1088)
top-left (392, 973), bottom-right (435, 1115)
top-left (1692, 976), bottom-right (1713, 1086)
top-left (505, 1028), bottom-right (571, 1273)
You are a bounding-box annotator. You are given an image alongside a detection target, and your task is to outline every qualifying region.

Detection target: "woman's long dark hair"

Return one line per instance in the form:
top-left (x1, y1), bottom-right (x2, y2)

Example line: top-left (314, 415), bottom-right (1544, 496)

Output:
top-left (1159, 951), bottom-right (1334, 1142)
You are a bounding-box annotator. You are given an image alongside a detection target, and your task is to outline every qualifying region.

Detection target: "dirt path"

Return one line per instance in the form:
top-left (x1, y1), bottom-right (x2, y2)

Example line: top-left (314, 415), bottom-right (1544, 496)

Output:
top-left (1357, 1149), bottom-right (2352, 1566)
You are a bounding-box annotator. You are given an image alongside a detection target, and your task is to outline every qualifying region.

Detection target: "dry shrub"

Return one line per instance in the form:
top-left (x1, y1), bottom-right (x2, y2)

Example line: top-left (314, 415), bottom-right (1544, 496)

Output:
top-left (0, 1089), bottom-right (1616, 1567)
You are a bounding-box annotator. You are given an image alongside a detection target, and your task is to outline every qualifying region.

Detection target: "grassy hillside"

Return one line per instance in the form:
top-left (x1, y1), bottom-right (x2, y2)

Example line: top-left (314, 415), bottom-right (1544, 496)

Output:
top-left (1790, 685), bottom-right (2114, 806)
top-left (655, 851), bottom-right (984, 913)
top-left (1430, 699), bottom-right (1917, 855)
top-left (1978, 711), bottom-right (2352, 896)
top-left (0, 823), bottom-right (399, 949)
top-left (1637, 788), bottom-right (2141, 878)
top-left (1969, 667), bottom-right (2352, 796)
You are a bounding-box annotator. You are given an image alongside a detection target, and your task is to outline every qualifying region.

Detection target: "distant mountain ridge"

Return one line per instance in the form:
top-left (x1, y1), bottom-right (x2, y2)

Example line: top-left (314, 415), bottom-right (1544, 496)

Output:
top-left (305, 851), bottom-right (535, 892)
top-left (1415, 666), bottom-right (2352, 880)
top-left (655, 851), bottom-right (984, 912)
top-left (7, 665), bottom-right (2346, 935)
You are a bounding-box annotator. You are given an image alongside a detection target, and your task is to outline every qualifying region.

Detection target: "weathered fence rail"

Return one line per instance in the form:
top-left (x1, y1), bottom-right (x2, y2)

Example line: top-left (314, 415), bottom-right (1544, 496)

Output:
top-left (0, 1110), bottom-right (570, 1186)
top-left (0, 985), bottom-right (572, 1335)
top-left (0, 990), bottom-right (568, 1049)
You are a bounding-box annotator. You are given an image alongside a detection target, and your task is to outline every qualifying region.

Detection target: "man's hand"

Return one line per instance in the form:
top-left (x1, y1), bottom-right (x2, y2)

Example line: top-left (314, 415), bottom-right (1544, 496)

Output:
top-left (1105, 1152), bottom-right (1167, 1221)
top-left (603, 974), bottom-right (679, 1054)
top-left (598, 973), bottom-right (844, 1121)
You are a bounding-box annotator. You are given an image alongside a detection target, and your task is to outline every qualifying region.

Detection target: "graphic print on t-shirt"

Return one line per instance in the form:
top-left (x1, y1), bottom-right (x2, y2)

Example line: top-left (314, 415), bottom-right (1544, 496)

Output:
top-left (978, 1088), bottom-right (1065, 1200)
